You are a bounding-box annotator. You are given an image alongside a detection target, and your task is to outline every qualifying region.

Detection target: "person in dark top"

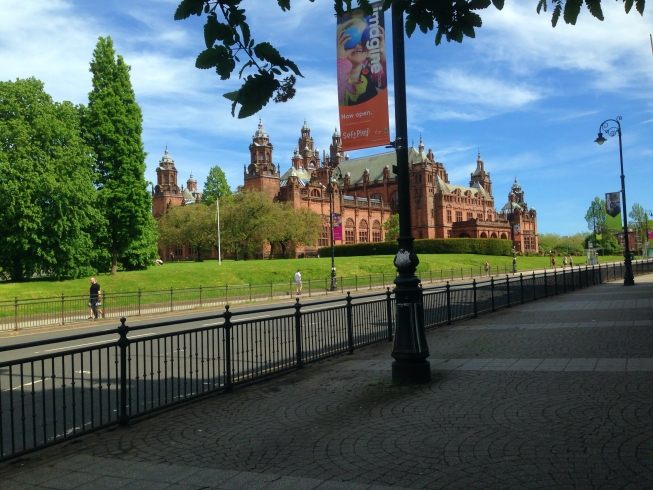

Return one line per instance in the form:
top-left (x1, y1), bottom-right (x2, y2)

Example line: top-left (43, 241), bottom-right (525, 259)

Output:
top-left (83, 277), bottom-right (102, 320)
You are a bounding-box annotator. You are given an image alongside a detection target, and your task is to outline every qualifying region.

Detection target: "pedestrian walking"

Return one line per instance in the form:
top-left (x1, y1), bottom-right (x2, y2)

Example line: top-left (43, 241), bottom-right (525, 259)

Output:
top-left (295, 269), bottom-right (302, 296)
top-left (551, 256), bottom-right (556, 268)
top-left (563, 256), bottom-right (567, 268)
top-left (82, 277), bottom-right (103, 320)
top-left (570, 256), bottom-right (573, 267)
top-left (484, 261), bottom-right (490, 277)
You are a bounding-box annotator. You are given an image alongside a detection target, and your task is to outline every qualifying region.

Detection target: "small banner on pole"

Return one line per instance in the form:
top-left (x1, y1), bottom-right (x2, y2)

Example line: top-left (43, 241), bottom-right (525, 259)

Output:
top-left (605, 191), bottom-right (622, 230)
top-left (336, 2), bottom-right (390, 151)
top-left (333, 213), bottom-right (343, 241)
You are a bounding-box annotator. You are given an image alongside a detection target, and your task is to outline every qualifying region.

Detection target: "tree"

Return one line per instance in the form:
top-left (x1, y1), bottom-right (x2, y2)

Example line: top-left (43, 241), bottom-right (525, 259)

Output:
top-left (264, 204), bottom-right (321, 258)
top-left (157, 204), bottom-right (218, 261)
top-left (220, 190), bottom-right (273, 259)
top-left (175, 0), bottom-right (645, 118)
top-left (0, 78), bottom-right (98, 281)
top-left (628, 202), bottom-right (647, 252)
top-left (82, 37), bottom-right (158, 275)
top-left (584, 196), bottom-right (607, 250)
top-left (383, 214), bottom-right (399, 242)
top-left (201, 165), bottom-right (232, 206)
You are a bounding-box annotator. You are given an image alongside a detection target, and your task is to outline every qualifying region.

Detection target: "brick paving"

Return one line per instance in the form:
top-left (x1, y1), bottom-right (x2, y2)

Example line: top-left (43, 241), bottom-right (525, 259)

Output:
top-left (1, 275), bottom-right (652, 489)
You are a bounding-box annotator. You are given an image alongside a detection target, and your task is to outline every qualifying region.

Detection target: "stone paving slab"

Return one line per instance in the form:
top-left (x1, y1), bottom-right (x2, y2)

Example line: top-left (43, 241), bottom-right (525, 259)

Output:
top-left (0, 275), bottom-right (652, 489)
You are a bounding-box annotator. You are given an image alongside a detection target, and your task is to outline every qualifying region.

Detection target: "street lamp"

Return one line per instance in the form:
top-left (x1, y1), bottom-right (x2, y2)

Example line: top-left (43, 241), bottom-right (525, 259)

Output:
top-left (328, 169), bottom-right (339, 291)
top-left (389, 5), bottom-right (430, 384)
top-left (594, 116), bottom-right (634, 285)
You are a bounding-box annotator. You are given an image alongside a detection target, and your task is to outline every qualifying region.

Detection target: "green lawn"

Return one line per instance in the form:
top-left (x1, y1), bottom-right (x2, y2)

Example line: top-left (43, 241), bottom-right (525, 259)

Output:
top-left (0, 254), bottom-right (626, 301)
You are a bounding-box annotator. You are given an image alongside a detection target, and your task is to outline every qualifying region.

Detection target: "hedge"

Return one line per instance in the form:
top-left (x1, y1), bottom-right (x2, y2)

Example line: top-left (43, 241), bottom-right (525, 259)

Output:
top-left (318, 238), bottom-right (512, 258)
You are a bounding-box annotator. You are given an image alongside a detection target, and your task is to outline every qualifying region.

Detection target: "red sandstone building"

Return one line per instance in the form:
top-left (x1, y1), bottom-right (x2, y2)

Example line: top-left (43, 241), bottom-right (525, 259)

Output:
top-left (243, 120), bottom-right (538, 253)
top-left (152, 120), bottom-right (538, 258)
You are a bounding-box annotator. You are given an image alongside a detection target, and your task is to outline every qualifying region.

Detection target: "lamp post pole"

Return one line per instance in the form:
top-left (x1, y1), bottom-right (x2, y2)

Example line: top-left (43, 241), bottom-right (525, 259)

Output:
top-left (594, 116), bottom-right (634, 285)
top-left (329, 171), bottom-right (337, 291)
top-left (389, 4), bottom-right (430, 384)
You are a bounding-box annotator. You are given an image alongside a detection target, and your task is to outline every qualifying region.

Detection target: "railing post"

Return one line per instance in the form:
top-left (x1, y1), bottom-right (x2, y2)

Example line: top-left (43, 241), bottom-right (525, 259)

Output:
top-left (14, 296), bottom-right (18, 331)
top-left (308, 278), bottom-right (311, 297)
top-left (570, 266), bottom-right (575, 291)
top-left (199, 285), bottom-right (202, 307)
top-left (170, 288), bottom-right (173, 312)
top-left (599, 264), bottom-right (603, 284)
top-left (294, 298), bottom-right (304, 366)
top-left (341, 276), bottom-right (344, 293)
top-left (270, 282), bottom-right (273, 300)
top-left (544, 270), bottom-right (548, 298)
top-left (563, 268), bottom-right (567, 293)
top-left (520, 273), bottom-right (524, 304)
top-left (249, 283), bottom-right (252, 302)
top-left (346, 292), bottom-right (354, 354)
top-left (382, 273), bottom-right (385, 288)
top-left (472, 279), bottom-right (477, 318)
top-left (118, 317), bottom-right (130, 425)
top-left (355, 275), bottom-right (358, 292)
top-left (429, 270), bottom-right (432, 284)
top-left (446, 282), bottom-right (452, 324)
top-left (554, 268), bottom-right (558, 294)
top-left (386, 288), bottom-right (393, 341)
top-left (223, 305), bottom-right (233, 391)
top-left (61, 294), bottom-right (65, 325)
top-left (369, 274), bottom-right (372, 290)
top-left (578, 266), bottom-right (582, 289)
top-left (226, 285), bottom-right (229, 303)
top-left (506, 275), bottom-right (511, 307)
top-left (491, 277), bottom-right (495, 312)
top-left (138, 288), bottom-right (141, 316)
top-left (532, 272), bottom-right (537, 300)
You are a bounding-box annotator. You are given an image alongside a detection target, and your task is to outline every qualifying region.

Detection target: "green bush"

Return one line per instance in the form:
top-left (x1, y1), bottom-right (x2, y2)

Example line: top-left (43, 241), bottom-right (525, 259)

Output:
top-left (319, 238), bottom-right (512, 258)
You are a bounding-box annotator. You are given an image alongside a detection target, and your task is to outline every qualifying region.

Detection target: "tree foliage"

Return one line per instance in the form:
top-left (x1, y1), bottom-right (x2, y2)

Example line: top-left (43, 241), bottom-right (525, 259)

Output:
top-left (0, 78), bottom-right (98, 281)
top-left (157, 204), bottom-right (218, 261)
top-left (175, 0), bottom-right (645, 118)
top-left (383, 213), bottom-right (399, 242)
top-left (584, 196), bottom-right (607, 243)
top-left (201, 164), bottom-right (232, 206)
top-left (82, 37), bottom-right (158, 275)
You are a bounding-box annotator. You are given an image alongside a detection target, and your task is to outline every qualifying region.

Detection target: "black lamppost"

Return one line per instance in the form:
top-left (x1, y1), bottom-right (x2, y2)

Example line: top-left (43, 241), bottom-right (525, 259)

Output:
top-left (328, 169), bottom-right (338, 291)
top-left (645, 210), bottom-right (652, 259)
top-left (389, 5), bottom-right (430, 384)
top-left (594, 116), bottom-right (635, 285)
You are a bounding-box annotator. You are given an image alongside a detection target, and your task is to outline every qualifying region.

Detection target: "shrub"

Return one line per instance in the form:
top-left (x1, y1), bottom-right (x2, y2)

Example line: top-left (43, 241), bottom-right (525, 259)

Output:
top-left (319, 238), bottom-right (512, 258)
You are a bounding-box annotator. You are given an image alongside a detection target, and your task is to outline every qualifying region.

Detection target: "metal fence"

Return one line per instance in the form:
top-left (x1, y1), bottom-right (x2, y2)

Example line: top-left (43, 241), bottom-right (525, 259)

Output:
top-left (0, 260), bottom-right (651, 462)
top-left (3, 261), bottom-right (630, 331)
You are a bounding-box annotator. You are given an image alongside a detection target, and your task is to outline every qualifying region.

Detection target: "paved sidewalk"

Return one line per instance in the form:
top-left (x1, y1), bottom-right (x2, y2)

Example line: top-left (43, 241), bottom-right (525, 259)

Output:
top-left (2, 275), bottom-right (652, 489)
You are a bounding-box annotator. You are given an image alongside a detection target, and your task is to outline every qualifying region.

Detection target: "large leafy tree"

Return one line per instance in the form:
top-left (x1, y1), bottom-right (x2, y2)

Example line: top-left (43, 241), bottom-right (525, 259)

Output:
top-left (0, 78), bottom-right (98, 281)
top-left (201, 165), bottom-right (232, 206)
top-left (157, 204), bottom-right (218, 261)
top-left (584, 196), bottom-right (608, 252)
top-left (265, 204), bottom-right (321, 258)
top-left (175, 0), bottom-right (645, 118)
top-left (628, 202), bottom-right (647, 251)
top-left (82, 37), bottom-right (158, 275)
top-left (221, 189), bottom-right (274, 260)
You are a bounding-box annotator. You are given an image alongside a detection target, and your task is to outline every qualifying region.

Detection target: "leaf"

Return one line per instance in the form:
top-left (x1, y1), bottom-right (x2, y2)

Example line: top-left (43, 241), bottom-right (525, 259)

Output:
top-left (195, 46), bottom-right (235, 80)
top-left (204, 13), bottom-right (220, 48)
top-left (624, 0), bottom-right (634, 13)
top-left (492, 0), bottom-right (505, 9)
top-left (635, 0), bottom-right (645, 15)
top-left (563, 0), bottom-right (583, 25)
top-left (584, 0), bottom-right (604, 21)
top-left (551, 3), bottom-right (562, 26)
top-left (277, 0), bottom-right (291, 11)
top-left (174, 0), bottom-right (205, 20)
top-left (253, 42), bottom-right (283, 66)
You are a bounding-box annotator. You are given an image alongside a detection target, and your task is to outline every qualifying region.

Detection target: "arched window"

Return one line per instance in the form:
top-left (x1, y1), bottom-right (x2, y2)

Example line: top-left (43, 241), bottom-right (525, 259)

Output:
top-left (310, 161), bottom-right (315, 167)
top-left (310, 189), bottom-right (320, 197)
top-left (491, 232), bottom-right (497, 238)
top-left (500, 233), bottom-right (508, 239)
top-left (359, 219), bottom-right (369, 243)
top-left (459, 233), bottom-right (470, 238)
top-left (345, 218), bottom-right (355, 244)
top-left (480, 232), bottom-right (488, 238)
top-left (372, 220), bottom-right (382, 242)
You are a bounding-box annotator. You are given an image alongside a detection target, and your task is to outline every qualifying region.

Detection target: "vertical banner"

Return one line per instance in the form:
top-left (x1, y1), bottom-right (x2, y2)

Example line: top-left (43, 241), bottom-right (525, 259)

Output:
top-left (333, 213), bottom-right (343, 241)
top-left (336, 2), bottom-right (390, 151)
top-left (647, 228), bottom-right (653, 240)
top-left (513, 224), bottom-right (520, 236)
top-left (605, 192), bottom-right (622, 230)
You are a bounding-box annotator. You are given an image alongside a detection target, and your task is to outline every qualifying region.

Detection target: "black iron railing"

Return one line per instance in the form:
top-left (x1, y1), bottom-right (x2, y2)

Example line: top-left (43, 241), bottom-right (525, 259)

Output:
top-left (0, 261), bottom-right (651, 461)
top-left (3, 261), bottom-right (639, 331)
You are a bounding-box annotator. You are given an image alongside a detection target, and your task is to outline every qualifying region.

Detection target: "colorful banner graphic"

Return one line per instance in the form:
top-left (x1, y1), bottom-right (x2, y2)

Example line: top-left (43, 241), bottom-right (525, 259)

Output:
top-left (333, 213), bottom-right (343, 241)
top-left (514, 224), bottom-right (520, 236)
top-left (648, 228), bottom-right (653, 240)
top-left (605, 191), bottom-right (622, 230)
top-left (336, 2), bottom-right (390, 151)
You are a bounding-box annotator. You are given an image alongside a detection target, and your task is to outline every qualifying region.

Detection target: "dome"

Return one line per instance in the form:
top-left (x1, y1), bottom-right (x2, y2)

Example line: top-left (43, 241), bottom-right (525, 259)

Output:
top-left (188, 172), bottom-right (196, 183)
top-left (333, 127), bottom-right (340, 137)
top-left (302, 120), bottom-right (310, 131)
top-left (160, 148), bottom-right (173, 163)
top-left (253, 119), bottom-right (268, 138)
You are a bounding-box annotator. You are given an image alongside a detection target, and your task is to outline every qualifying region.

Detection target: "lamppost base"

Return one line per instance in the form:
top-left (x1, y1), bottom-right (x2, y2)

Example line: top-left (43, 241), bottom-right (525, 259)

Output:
top-left (624, 278), bottom-right (635, 286)
top-left (392, 360), bottom-right (431, 385)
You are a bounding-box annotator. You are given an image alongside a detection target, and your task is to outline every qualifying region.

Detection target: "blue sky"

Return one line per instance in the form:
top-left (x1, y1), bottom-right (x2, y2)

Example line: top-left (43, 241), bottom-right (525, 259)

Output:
top-left (1, 0), bottom-right (652, 235)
